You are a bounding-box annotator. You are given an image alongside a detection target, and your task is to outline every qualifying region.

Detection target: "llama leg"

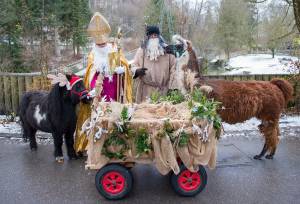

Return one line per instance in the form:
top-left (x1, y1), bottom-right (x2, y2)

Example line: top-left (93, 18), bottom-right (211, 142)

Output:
top-left (254, 143), bottom-right (268, 160)
top-left (265, 122), bottom-right (280, 159)
top-left (265, 134), bottom-right (276, 160)
top-left (65, 130), bottom-right (77, 160)
top-left (53, 132), bottom-right (64, 162)
top-left (254, 122), bottom-right (268, 159)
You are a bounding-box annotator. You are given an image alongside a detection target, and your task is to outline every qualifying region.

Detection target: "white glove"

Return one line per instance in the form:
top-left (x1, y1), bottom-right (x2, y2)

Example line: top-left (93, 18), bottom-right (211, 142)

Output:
top-left (88, 89), bottom-right (96, 98)
top-left (115, 66), bottom-right (125, 74)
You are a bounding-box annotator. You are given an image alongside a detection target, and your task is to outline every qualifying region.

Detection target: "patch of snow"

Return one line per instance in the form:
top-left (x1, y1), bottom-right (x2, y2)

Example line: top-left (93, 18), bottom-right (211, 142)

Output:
top-left (224, 54), bottom-right (299, 75)
top-left (223, 115), bottom-right (300, 132)
top-left (0, 121), bottom-right (22, 134)
top-left (222, 115), bottom-right (300, 139)
top-left (0, 115), bottom-right (11, 120)
top-left (223, 118), bottom-right (260, 132)
top-left (0, 115), bottom-right (21, 134)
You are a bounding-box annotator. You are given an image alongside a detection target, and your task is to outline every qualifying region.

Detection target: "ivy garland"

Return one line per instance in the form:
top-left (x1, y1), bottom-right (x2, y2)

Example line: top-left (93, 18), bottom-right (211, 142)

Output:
top-left (178, 131), bottom-right (191, 147)
top-left (150, 90), bottom-right (185, 104)
top-left (102, 129), bottom-right (128, 160)
top-left (102, 107), bottom-right (132, 159)
top-left (156, 120), bottom-right (176, 142)
top-left (156, 120), bottom-right (191, 147)
top-left (151, 88), bottom-right (222, 140)
top-left (189, 88), bottom-right (222, 140)
top-left (150, 91), bottom-right (161, 104)
top-left (117, 106), bottom-right (136, 138)
top-left (135, 128), bottom-right (152, 155)
top-left (120, 106), bottom-right (129, 121)
top-left (161, 90), bottom-right (185, 104)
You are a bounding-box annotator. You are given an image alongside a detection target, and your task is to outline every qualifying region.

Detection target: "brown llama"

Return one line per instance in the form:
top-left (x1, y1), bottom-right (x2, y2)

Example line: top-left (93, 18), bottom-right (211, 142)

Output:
top-left (172, 35), bottom-right (294, 160)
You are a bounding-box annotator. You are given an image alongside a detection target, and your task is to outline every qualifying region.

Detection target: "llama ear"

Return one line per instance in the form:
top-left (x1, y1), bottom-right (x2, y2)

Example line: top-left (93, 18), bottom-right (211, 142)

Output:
top-left (186, 40), bottom-right (192, 49)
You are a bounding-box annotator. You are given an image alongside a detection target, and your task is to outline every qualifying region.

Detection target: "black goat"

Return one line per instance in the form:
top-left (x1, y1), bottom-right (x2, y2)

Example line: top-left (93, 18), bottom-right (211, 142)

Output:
top-left (19, 74), bottom-right (90, 162)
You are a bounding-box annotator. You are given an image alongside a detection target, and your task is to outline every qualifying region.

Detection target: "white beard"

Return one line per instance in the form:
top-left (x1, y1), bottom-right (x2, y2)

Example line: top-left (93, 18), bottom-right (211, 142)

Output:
top-left (88, 43), bottom-right (116, 84)
top-left (93, 44), bottom-right (111, 75)
top-left (146, 38), bottom-right (165, 61)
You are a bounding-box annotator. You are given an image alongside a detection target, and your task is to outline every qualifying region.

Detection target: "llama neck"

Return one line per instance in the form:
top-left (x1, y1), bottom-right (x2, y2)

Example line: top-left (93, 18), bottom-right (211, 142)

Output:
top-left (187, 48), bottom-right (201, 77)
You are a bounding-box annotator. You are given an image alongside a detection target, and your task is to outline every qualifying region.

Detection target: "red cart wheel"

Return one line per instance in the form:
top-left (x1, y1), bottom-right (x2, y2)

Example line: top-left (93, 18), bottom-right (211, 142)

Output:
top-left (170, 164), bottom-right (207, 197)
top-left (95, 164), bottom-right (133, 200)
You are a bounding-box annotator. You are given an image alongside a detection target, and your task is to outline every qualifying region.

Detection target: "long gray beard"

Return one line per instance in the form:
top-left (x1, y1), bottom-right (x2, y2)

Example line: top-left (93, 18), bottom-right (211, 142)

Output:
top-left (146, 38), bottom-right (165, 61)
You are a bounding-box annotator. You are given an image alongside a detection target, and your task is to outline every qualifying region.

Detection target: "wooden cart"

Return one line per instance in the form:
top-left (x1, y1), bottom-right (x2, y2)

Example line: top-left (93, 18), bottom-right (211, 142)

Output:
top-left (83, 75), bottom-right (219, 200)
top-left (83, 102), bottom-right (218, 200)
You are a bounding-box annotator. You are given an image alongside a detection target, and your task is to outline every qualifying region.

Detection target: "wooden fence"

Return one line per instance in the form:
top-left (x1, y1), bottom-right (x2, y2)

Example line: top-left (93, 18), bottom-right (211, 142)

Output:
top-left (0, 72), bottom-right (50, 114)
top-left (0, 73), bottom-right (299, 114)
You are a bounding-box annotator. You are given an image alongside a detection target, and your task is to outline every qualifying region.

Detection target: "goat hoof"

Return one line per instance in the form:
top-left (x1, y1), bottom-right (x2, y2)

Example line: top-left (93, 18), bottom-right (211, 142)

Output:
top-left (253, 155), bottom-right (262, 160)
top-left (55, 156), bottom-right (64, 163)
top-left (68, 155), bottom-right (78, 160)
top-left (265, 155), bottom-right (274, 160)
top-left (68, 150), bottom-right (78, 160)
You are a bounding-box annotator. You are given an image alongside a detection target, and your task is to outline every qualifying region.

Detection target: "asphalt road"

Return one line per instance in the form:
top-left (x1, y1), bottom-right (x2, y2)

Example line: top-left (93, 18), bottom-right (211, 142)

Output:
top-left (0, 136), bottom-right (300, 204)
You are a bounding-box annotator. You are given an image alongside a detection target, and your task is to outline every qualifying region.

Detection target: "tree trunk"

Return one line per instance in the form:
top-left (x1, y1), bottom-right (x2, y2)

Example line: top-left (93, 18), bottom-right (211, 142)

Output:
top-left (73, 42), bottom-right (76, 57)
top-left (271, 48), bottom-right (275, 58)
top-left (54, 27), bottom-right (61, 57)
top-left (293, 0), bottom-right (300, 33)
top-left (225, 48), bottom-right (230, 60)
top-left (76, 45), bottom-right (81, 56)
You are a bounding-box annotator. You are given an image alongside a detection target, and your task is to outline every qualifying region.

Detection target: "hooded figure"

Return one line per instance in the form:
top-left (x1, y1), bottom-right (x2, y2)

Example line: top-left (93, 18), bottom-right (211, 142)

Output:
top-left (74, 12), bottom-right (133, 153)
top-left (131, 26), bottom-right (176, 103)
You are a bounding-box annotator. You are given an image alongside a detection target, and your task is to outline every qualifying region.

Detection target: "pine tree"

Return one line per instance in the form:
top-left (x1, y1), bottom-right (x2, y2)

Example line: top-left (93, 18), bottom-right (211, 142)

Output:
top-left (144, 0), bottom-right (176, 42)
top-left (244, 2), bottom-right (259, 52)
top-left (58, 0), bottom-right (91, 56)
top-left (0, 0), bottom-right (24, 72)
top-left (216, 0), bottom-right (253, 59)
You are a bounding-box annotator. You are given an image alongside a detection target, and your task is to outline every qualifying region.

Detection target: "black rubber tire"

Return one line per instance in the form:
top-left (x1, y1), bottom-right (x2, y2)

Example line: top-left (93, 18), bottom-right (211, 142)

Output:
top-left (170, 164), bottom-right (207, 197)
top-left (95, 164), bottom-right (133, 200)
